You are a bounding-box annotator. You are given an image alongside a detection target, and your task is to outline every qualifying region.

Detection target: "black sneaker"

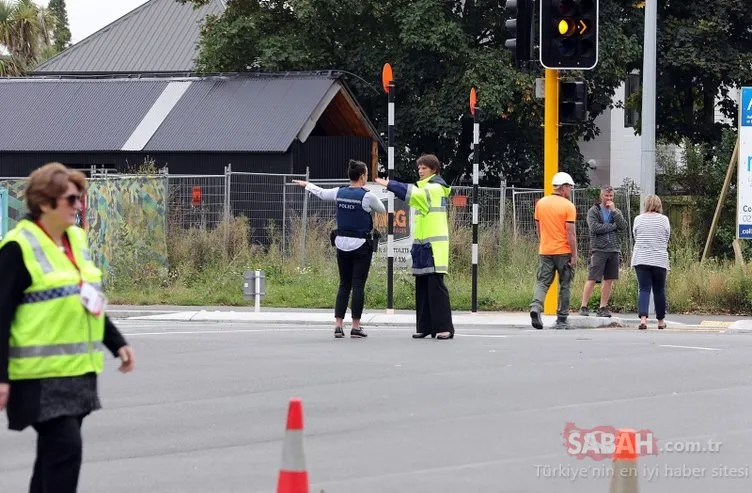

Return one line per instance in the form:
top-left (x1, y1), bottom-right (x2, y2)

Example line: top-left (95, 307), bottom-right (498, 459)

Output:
top-left (350, 327), bottom-right (368, 338)
top-left (334, 326), bottom-right (345, 338)
top-left (596, 306), bottom-right (612, 317)
top-left (530, 310), bottom-right (543, 330)
top-left (579, 306), bottom-right (589, 316)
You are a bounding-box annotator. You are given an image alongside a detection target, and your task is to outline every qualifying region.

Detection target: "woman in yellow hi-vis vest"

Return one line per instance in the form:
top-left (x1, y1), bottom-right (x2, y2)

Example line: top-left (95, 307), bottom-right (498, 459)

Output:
top-left (376, 154), bottom-right (455, 339)
top-left (0, 162), bottom-right (135, 493)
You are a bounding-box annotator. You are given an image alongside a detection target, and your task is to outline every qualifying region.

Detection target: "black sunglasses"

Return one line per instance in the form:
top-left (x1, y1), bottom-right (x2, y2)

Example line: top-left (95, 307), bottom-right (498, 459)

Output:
top-left (62, 193), bottom-right (82, 206)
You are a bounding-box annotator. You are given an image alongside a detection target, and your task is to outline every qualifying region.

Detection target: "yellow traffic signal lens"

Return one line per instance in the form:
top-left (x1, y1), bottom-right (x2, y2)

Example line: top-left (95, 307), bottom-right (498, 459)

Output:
top-left (558, 19), bottom-right (572, 35)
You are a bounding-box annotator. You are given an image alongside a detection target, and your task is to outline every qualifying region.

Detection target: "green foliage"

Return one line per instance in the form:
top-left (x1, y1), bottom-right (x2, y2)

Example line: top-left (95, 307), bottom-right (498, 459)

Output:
top-left (48, 0), bottom-right (70, 52)
top-left (628, 1), bottom-right (752, 146)
top-left (656, 128), bottom-right (739, 259)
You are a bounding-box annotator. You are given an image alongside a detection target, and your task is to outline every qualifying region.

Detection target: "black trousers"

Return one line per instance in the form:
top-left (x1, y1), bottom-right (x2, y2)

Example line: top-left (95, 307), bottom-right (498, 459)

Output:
top-left (30, 414), bottom-right (85, 493)
top-left (335, 243), bottom-right (373, 320)
top-left (415, 274), bottom-right (454, 334)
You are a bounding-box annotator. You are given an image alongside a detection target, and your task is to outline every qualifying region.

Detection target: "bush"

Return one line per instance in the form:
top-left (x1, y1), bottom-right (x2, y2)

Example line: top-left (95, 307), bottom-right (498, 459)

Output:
top-left (107, 214), bottom-right (752, 315)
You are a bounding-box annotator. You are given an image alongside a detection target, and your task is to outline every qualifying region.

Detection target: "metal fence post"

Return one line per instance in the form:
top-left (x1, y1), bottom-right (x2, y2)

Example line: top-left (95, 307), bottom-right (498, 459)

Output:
top-left (499, 179), bottom-right (507, 236)
top-left (224, 163), bottom-right (232, 249)
top-left (282, 176), bottom-right (288, 256)
top-left (299, 167), bottom-right (310, 266)
top-left (625, 187), bottom-right (633, 258)
top-left (512, 186), bottom-right (518, 240)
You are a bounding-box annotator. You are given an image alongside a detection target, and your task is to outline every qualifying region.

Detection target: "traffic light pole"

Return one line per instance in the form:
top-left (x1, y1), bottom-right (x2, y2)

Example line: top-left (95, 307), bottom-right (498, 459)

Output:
top-left (639, 0), bottom-right (657, 212)
top-left (543, 68), bottom-right (559, 316)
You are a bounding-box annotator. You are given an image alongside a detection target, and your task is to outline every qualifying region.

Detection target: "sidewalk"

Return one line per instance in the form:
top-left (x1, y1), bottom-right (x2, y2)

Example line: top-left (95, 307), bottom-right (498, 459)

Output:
top-left (106, 304), bottom-right (748, 331)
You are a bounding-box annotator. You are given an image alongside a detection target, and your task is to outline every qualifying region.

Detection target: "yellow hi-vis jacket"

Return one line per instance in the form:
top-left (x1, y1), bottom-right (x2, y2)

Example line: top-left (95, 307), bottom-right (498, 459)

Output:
top-left (0, 219), bottom-right (105, 381)
top-left (388, 174), bottom-right (452, 276)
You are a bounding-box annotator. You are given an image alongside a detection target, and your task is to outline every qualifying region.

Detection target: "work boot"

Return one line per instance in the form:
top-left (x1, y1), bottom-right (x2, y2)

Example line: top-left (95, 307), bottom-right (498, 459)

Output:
top-left (554, 317), bottom-right (572, 330)
top-left (530, 310), bottom-right (543, 330)
top-left (596, 306), bottom-right (612, 317)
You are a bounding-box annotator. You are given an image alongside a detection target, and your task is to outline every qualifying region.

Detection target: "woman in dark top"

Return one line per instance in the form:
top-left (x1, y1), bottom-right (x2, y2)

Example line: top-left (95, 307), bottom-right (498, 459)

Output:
top-left (0, 162), bottom-right (135, 493)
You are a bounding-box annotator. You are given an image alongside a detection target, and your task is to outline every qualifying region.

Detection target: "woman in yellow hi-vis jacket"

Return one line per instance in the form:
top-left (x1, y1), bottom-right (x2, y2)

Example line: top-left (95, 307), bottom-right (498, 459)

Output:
top-left (0, 162), bottom-right (135, 493)
top-left (376, 154), bottom-right (455, 339)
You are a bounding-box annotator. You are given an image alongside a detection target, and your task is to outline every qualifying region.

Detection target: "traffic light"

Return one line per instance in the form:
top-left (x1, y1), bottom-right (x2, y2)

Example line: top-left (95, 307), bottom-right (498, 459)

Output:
top-left (540, 0), bottom-right (599, 70)
top-left (559, 78), bottom-right (587, 123)
top-left (504, 0), bottom-right (534, 68)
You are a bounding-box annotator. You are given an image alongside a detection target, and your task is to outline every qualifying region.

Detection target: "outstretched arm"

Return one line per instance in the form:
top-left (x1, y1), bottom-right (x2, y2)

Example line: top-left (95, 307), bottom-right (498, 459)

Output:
top-left (292, 180), bottom-right (338, 201)
top-left (375, 178), bottom-right (430, 215)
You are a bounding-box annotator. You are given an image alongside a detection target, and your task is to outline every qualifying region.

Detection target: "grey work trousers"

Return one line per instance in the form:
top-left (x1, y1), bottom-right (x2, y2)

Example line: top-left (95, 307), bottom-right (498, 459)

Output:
top-left (530, 254), bottom-right (575, 318)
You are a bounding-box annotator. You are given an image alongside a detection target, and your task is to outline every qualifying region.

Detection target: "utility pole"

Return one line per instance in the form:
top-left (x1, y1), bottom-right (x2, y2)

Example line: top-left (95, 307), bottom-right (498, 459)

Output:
top-left (639, 0), bottom-right (657, 211)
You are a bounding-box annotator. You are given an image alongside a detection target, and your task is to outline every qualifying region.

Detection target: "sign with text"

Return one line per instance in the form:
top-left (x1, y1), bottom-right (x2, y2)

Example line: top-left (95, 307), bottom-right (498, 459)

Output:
top-left (738, 87), bottom-right (752, 239)
top-left (368, 183), bottom-right (414, 268)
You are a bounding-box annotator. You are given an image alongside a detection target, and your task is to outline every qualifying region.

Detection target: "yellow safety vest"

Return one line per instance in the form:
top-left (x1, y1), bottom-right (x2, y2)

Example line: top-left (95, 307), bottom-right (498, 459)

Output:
top-left (406, 175), bottom-right (451, 275)
top-left (0, 219), bottom-right (105, 381)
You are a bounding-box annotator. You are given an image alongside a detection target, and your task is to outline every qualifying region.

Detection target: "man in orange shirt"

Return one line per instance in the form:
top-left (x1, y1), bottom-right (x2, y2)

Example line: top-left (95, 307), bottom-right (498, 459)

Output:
top-left (530, 172), bottom-right (578, 330)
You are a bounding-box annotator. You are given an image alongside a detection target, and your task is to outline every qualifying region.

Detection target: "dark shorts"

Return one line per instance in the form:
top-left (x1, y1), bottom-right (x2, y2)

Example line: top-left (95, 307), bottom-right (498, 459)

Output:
top-left (588, 251), bottom-right (619, 281)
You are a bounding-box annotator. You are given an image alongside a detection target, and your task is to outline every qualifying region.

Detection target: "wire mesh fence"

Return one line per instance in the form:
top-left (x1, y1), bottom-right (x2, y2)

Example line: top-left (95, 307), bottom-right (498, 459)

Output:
top-left (511, 186), bottom-right (634, 259)
top-left (1, 167), bottom-right (641, 268)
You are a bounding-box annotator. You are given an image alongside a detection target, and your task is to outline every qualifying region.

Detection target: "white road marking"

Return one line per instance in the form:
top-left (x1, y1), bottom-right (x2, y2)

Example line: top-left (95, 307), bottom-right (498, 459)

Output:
top-left (454, 334), bottom-right (508, 338)
top-left (659, 344), bottom-right (722, 351)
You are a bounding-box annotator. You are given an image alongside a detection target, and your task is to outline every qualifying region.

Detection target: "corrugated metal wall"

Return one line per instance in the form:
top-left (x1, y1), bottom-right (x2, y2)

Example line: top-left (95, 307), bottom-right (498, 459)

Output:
top-left (0, 138), bottom-right (375, 178)
top-left (295, 136), bottom-right (373, 179)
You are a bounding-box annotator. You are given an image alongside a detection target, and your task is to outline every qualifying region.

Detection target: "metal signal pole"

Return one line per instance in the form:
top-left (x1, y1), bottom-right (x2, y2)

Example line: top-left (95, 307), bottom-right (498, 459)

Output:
top-left (470, 88), bottom-right (480, 313)
top-left (543, 68), bottom-right (559, 316)
top-left (382, 64), bottom-right (395, 314)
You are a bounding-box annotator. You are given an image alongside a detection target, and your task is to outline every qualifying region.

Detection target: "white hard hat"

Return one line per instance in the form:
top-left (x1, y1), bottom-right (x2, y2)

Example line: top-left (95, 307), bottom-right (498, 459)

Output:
top-left (552, 172), bottom-right (575, 187)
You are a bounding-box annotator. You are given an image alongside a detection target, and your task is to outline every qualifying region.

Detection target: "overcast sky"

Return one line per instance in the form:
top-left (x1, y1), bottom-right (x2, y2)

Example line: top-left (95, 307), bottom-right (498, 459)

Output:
top-left (36, 0), bottom-right (151, 44)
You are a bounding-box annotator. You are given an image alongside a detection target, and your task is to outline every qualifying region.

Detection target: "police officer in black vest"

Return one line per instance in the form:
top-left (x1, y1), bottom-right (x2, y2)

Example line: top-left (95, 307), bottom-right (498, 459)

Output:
top-left (293, 160), bottom-right (385, 338)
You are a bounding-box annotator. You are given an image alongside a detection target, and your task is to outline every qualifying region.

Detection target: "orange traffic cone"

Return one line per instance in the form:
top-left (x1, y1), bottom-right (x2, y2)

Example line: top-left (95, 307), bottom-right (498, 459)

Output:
top-left (277, 398), bottom-right (309, 493)
top-left (609, 429), bottom-right (640, 493)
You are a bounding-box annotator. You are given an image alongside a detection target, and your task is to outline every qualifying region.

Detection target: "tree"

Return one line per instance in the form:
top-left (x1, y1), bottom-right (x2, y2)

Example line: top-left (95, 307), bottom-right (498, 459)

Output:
top-left (48, 0), bottom-right (71, 52)
top-left (0, 0), bottom-right (55, 75)
top-left (178, 0), bottom-right (642, 188)
top-left (626, 1), bottom-right (752, 148)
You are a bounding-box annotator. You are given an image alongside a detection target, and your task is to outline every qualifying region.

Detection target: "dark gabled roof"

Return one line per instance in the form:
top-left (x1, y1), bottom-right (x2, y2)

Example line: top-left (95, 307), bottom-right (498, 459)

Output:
top-left (0, 73), bottom-right (384, 153)
top-left (32, 0), bottom-right (225, 74)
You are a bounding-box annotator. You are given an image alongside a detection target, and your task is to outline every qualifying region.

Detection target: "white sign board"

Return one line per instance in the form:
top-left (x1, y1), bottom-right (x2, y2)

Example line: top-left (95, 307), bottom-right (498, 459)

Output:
top-left (738, 87), bottom-right (752, 239)
top-left (368, 183), bottom-right (414, 268)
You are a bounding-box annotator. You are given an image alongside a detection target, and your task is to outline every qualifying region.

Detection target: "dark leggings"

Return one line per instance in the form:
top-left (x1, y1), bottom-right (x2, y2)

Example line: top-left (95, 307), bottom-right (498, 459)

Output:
top-left (30, 415), bottom-right (85, 493)
top-left (335, 243), bottom-right (373, 320)
top-left (634, 265), bottom-right (667, 320)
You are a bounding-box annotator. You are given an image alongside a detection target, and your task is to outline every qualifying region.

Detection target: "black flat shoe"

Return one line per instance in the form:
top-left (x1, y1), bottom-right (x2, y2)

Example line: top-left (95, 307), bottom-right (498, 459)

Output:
top-left (412, 332), bottom-right (431, 339)
top-left (436, 332), bottom-right (454, 340)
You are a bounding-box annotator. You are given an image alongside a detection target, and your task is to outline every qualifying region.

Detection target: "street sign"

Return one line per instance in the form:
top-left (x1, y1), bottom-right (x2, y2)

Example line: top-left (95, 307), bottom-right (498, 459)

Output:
top-left (369, 183), bottom-right (414, 268)
top-left (737, 87), bottom-right (752, 239)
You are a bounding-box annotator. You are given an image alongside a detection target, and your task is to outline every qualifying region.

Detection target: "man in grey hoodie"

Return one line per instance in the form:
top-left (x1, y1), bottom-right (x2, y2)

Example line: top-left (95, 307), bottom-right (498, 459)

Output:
top-left (579, 185), bottom-right (628, 317)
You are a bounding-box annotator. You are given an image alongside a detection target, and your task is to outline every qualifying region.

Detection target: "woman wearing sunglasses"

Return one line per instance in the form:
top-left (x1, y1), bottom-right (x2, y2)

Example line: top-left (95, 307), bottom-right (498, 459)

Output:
top-left (0, 162), bottom-right (135, 493)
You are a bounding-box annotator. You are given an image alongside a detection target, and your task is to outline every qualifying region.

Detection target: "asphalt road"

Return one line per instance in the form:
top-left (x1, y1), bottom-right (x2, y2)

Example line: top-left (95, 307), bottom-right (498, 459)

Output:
top-left (1, 322), bottom-right (751, 493)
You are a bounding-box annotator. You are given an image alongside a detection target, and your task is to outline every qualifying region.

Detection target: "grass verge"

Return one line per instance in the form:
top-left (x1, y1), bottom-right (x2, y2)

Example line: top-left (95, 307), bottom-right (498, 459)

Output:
top-left (107, 216), bottom-right (752, 315)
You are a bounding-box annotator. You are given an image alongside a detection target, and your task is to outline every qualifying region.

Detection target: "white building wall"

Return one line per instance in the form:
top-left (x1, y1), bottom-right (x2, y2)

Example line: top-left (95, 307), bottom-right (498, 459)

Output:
top-left (607, 82), bottom-right (642, 188)
top-left (579, 82), bottom-right (641, 188)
